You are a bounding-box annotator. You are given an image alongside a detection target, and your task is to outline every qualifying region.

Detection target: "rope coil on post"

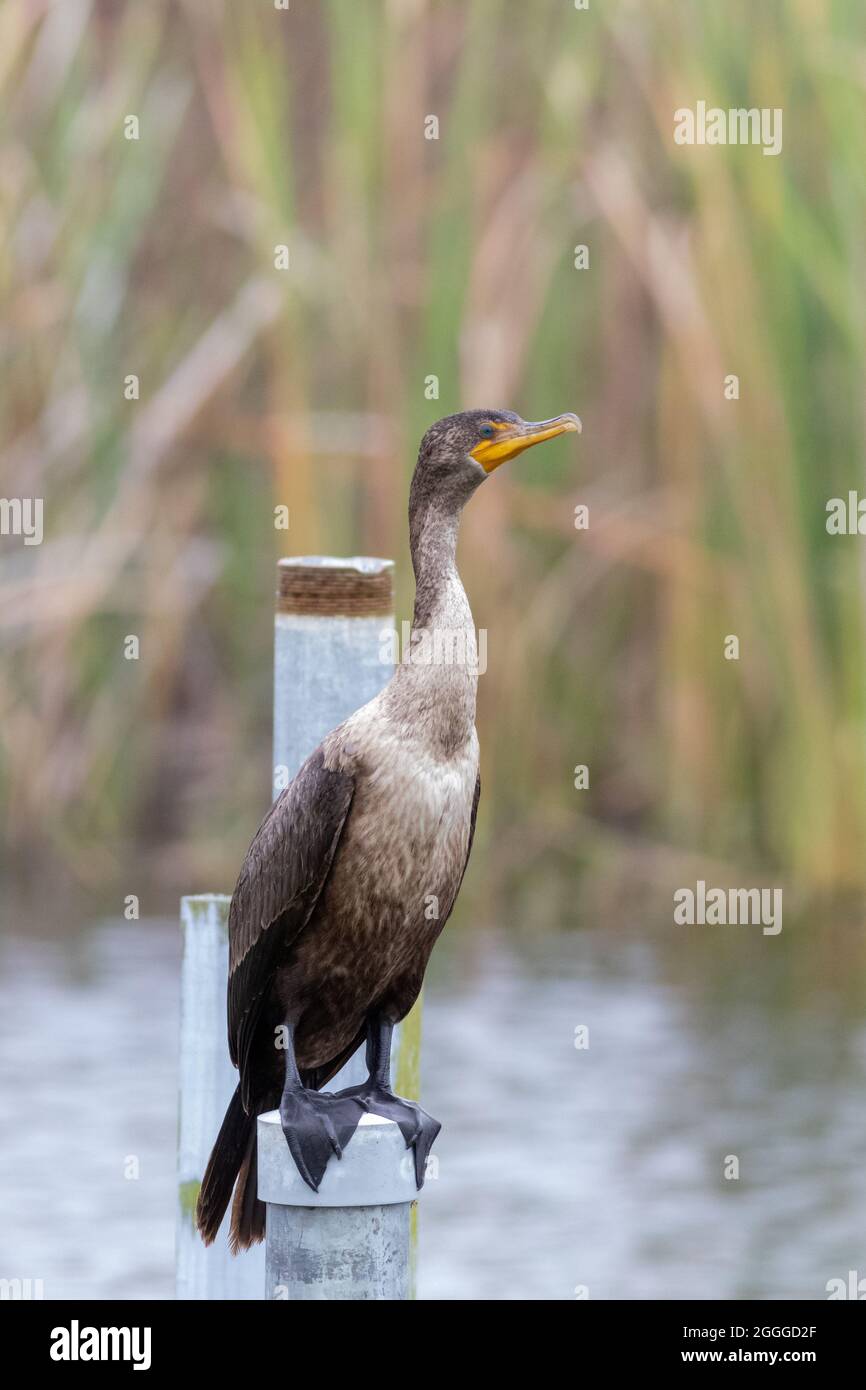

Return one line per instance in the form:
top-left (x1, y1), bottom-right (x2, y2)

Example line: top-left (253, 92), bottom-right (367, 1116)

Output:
top-left (276, 556), bottom-right (394, 617)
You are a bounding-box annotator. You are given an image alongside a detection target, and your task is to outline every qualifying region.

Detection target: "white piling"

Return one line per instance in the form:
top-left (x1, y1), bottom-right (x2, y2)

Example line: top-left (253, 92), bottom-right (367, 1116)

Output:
top-left (258, 1111), bottom-right (416, 1300)
top-left (270, 557), bottom-right (424, 1298)
top-left (273, 557), bottom-right (396, 808)
top-left (175, 894), bottom-right (264, 1298)
top-left (273, 556), bottom-right (420, 1093)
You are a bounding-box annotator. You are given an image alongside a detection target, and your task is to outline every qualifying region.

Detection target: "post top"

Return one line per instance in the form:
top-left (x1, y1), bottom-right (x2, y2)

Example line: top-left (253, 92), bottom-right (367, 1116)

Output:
top-left (278, 556), bottom-right (394, 574)
top-left (276, 556), bottom-right (394, 618)
top-left (180, 895), bottom-right (231, 938)
top-left (261, 1110), bottom-right (392, 1127)
top-left (257, 1109), bottom-right (418, 1208)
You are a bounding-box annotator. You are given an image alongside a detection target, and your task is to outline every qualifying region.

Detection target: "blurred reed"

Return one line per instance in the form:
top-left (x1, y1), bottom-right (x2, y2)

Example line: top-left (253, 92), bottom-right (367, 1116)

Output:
top-left (1, 0), bottom-right (865, 914)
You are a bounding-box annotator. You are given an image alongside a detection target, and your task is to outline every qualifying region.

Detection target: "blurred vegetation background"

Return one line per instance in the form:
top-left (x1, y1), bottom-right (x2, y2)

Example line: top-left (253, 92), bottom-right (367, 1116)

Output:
top-left (2, 0), bottom-right (866, 926)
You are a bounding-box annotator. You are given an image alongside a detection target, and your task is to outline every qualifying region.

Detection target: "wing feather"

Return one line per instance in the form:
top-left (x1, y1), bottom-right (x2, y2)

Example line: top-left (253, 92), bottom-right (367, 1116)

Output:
top-left (227, 748), bottom-right (354, 1108)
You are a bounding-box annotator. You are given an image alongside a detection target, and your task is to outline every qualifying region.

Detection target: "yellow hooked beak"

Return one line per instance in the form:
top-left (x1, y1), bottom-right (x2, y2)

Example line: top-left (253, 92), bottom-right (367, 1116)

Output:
top-left (470, 413), bottom-right (582, 473)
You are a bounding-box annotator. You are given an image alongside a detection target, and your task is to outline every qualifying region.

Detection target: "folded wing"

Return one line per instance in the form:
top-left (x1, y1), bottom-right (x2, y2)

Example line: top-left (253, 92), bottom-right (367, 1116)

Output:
top-left (227, 748), bottom-right (355, 1110)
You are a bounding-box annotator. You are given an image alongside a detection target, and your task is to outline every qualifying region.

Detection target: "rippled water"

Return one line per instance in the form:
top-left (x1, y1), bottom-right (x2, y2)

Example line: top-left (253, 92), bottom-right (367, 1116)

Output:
top-left (1, 917), bottom-right (864, 1300)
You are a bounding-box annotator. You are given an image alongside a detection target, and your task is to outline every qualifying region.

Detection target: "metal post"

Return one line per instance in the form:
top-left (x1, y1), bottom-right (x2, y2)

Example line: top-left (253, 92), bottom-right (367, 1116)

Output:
top-left (258, 1111), bottom-right (416, 1300)
top-left (175, 894), bottom-right (264, 1298)
top-left (273, 557), bottom-right (395, 806)
top-left (273, 556), bottom-right (421, 1095)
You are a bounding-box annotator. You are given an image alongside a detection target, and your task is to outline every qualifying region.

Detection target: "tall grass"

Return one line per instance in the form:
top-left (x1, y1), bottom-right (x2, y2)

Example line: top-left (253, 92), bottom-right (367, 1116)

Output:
top-left (1, 0), bottom-right (865, 911)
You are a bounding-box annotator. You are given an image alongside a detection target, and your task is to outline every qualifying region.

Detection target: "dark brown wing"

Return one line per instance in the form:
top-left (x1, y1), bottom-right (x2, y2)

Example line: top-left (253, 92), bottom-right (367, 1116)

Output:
top-left (227, 748), bottom-right (354, 1110)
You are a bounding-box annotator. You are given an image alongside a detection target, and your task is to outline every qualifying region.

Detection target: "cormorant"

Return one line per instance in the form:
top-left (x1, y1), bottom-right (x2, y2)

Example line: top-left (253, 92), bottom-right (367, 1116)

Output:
top-left (196, 408), bottom-right (581, 1251)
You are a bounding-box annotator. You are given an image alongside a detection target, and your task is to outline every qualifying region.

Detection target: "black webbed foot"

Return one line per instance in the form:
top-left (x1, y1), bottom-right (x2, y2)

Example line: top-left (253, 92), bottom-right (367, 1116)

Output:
top-left (334, 1083), bottom-right (441, 1188)
top-left (279, 1087), bottom-right (364, 1192)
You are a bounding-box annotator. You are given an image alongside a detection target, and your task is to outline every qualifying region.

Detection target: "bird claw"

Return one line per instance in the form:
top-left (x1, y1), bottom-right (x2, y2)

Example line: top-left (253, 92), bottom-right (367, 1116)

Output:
top-left (333, 1083), bottom-right (441, 1189)
top-left (279, 1087), bottom-right (364, 1192)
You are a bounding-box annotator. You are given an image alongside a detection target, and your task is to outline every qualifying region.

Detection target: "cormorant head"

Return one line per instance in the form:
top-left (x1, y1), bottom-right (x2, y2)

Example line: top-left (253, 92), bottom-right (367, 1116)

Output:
top-left (413, 408), bottom-right (581, 512)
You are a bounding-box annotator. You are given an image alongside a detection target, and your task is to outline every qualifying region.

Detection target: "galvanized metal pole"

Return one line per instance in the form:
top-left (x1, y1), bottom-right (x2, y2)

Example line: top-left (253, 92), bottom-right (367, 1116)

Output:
top-left (273, 557), bottom-right (395, 806)
top-left (175, 894), bottom-right (264, 1298)
top-left (273, 556), bottom-right (421, 1096)
top-left (258, 1110), bottom-right (416, 1300)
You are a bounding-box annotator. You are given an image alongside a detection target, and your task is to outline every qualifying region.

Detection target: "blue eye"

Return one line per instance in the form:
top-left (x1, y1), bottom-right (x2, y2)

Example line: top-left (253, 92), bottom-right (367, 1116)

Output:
top-left (479, 424), bottom-right (494, 439)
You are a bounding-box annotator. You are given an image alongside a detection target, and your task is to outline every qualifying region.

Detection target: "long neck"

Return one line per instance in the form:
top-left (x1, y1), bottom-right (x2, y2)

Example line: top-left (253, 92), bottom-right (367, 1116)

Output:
top-left (386, 490), bottom-right (478, 755)
top-left (409, 492), bottom-right (462, 628)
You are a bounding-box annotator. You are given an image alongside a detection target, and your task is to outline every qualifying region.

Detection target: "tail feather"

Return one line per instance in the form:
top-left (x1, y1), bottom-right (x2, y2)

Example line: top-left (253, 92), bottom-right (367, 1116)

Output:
top-left (196, 1084), bottom-right (262, 1249)
top-left (229, 1129), bottom-right (265, 1253)
top-left (197, 1029), bottom-right (367, 1252)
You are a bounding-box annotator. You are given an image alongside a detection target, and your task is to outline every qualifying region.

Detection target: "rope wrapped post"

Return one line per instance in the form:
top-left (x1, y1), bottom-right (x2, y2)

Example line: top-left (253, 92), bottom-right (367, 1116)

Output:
top-left (271, 556), bottom-right (425, 1299)
top-left (273, 556), bottom-right (421, 1097)
top-left (175, 894), bottom-right (264, 1298)
top-left (274, 555), bottom-right (395, 804)
top-left (258, 1112), bottom-right (417, 1300)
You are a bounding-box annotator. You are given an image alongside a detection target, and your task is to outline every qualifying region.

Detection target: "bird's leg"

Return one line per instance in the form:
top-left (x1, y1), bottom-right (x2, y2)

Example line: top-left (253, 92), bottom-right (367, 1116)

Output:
top-left (336, 1014), bottom-right (441, 1189)
top-left (278, 1022), bottom-right (362, 1193)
